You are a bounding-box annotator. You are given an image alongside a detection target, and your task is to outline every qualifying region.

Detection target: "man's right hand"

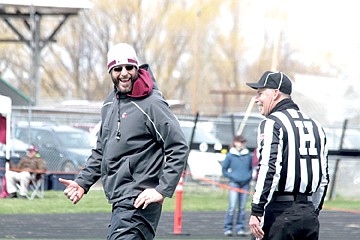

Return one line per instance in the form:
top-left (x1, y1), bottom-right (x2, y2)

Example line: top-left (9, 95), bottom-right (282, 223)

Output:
top-left (58, 178), bottom-right (85, 205)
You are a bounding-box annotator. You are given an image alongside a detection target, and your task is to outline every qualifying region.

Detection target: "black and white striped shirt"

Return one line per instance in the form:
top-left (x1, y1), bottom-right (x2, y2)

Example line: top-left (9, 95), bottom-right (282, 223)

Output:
top-left (251, 99), bottom-right (330, 215)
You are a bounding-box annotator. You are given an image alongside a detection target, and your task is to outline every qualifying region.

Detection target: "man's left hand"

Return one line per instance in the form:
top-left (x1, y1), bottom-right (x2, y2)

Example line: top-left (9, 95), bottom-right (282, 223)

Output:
top-left (134, 188), bottom-right (164, 209)
top-left (249, 215), bottom-right (264, 239)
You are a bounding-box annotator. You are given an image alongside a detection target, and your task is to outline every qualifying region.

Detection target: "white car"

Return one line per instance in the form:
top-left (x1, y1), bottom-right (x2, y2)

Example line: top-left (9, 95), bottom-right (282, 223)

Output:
top-left (325, 128), bottom-right (360, 150)
top-left (180, 121), bottom-right (226, 181)
top-left (186, 150), bottom-right (225, 181)
top-left (0, 138), bottom-right (31, 158)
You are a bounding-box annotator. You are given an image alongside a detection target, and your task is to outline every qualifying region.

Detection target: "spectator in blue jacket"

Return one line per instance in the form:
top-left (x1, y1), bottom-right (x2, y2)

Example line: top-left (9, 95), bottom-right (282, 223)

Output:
top-left (222, 135), bottom-right (253, 237)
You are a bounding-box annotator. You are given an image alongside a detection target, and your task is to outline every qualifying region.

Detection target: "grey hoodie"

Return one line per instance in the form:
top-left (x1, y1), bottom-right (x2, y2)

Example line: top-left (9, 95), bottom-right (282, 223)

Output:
top-left (75, 69), bottom-right (189, 203)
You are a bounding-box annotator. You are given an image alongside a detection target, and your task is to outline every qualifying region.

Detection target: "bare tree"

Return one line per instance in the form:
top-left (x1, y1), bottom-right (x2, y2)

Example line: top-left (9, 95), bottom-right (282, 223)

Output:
top-left (0, 0), bottom-right (343, 115)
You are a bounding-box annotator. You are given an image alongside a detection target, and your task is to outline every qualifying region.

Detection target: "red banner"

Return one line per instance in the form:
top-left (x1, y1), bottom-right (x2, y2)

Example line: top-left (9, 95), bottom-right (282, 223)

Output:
top-left (0, 115), bottom-right (6, 144)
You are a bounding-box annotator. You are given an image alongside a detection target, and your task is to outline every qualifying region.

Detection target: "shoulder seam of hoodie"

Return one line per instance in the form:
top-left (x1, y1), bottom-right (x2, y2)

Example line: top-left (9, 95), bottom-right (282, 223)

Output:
top-left (131, 100), bottom-right (165, 143)
top-left (102, 101), bottom-right (113, 108)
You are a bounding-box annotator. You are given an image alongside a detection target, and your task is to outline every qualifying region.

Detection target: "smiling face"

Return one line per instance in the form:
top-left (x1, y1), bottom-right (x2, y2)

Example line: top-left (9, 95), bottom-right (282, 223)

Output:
top-left (255, 88), bottom-right (279, 116)
top-left (110, 65), bottom-right (138, 93)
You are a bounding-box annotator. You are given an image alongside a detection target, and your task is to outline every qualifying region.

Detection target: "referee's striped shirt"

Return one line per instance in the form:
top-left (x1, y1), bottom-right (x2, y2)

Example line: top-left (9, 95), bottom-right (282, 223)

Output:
top-left (251, 102), bottom-right (330, 216)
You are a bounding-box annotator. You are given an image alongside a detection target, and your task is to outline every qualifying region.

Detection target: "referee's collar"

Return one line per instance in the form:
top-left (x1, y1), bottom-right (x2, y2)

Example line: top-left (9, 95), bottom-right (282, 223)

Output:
top-left (269, 98), bottom-right (299, 115)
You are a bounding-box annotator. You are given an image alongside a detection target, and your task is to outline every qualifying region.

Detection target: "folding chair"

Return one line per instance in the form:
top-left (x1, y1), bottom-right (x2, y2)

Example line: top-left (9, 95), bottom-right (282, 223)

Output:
top-left (16, 173), bottom-right (45, 200)
top-left (27, 173), bottom-right (45, 200)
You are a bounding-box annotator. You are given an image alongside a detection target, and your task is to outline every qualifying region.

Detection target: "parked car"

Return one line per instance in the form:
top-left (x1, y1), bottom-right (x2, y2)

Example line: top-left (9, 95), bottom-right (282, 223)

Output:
top-left (0, 139), bottom-right (30, 179)
top-left (325, 127), bottom-right (360, 150)
top-left (213, 112), bottom-right (264, 151)
top-left (0, 138), bottom-right (31, 159)
top-left (180, 121), bottom-right (226, 181)
top-left (180, 121), bottom-right (223, 153)
top-left (15, 125), bottom-right (93, 172)
top-left (89, 121), bottom-right (101, 147)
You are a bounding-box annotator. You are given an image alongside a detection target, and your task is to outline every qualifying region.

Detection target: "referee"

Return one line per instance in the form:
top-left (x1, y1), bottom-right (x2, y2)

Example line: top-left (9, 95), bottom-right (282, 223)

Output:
top-left (246, 71), bottom-right (330, 240)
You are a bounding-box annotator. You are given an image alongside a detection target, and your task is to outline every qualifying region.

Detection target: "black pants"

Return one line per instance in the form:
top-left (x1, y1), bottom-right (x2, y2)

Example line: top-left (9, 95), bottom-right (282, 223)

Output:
top-left (107, 198), bottom-right (162, 240)
top-left (262, 201), bottom-right (319, 240)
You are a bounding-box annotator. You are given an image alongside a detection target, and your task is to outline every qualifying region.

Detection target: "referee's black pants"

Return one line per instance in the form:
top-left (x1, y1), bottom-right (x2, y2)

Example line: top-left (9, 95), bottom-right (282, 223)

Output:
top-left (107, 198), bottom-right (162, 240)
top-left (262, 199), bottom-right (319, 240)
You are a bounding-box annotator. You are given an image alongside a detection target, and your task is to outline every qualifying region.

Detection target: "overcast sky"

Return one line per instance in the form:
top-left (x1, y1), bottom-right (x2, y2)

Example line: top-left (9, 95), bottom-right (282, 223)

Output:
top-left (238, 0), bottom-right (360, 80)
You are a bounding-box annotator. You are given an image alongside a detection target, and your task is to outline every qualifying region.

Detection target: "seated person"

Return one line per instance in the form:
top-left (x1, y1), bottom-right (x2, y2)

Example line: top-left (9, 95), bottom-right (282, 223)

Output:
top-left (5, 146), bottom-right (46, 198)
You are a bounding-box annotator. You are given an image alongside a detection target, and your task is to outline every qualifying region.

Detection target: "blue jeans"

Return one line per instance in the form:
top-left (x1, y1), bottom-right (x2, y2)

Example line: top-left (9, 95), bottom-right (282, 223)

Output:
top-left (224, 182), bottom-right (250, 233)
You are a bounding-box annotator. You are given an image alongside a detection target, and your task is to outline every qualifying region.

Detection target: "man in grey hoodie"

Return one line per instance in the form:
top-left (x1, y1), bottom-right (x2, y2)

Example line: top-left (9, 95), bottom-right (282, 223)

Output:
top-left (59, 43), bottom-right (189, 240)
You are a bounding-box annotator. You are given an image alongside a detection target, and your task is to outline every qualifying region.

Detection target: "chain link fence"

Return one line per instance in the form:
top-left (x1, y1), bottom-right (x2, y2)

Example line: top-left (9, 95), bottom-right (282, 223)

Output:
top-left (4, 108), bottom-right (100, 173)
top-left (1, 107), bottom-right (359, 198)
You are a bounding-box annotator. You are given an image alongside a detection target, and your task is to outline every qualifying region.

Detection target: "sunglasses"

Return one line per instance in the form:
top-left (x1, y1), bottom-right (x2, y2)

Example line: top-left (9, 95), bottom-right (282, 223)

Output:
top-left (113, 65), bottom-right (135, 72)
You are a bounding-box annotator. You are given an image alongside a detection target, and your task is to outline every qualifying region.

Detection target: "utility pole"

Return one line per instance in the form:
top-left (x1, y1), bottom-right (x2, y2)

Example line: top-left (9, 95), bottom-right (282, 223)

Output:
top-left (0, 2), bottom-right (92, 105)
top-left (193, 8), bottom-right (201, 115)
top-left (31, 7), bottom-right (41, 106)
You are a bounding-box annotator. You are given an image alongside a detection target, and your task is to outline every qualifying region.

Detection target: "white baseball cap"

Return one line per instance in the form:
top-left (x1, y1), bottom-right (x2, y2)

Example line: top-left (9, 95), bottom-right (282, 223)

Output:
top-left (107, 43), bottom-right (139, 73)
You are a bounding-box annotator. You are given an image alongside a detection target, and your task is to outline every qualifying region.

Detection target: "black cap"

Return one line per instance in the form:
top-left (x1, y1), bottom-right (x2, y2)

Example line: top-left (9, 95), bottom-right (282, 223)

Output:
top-left (246, 71), bottom-right (292, 95)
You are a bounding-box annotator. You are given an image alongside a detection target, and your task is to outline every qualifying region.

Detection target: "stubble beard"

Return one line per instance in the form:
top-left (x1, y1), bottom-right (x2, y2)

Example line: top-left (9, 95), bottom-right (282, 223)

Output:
top-left (112, 76), bottom-right (133, 93)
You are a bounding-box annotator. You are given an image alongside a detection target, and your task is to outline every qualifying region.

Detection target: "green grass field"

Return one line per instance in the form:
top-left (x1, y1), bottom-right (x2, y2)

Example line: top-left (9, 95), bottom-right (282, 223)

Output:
top-left (0, 185), bottom-right (358, 214)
